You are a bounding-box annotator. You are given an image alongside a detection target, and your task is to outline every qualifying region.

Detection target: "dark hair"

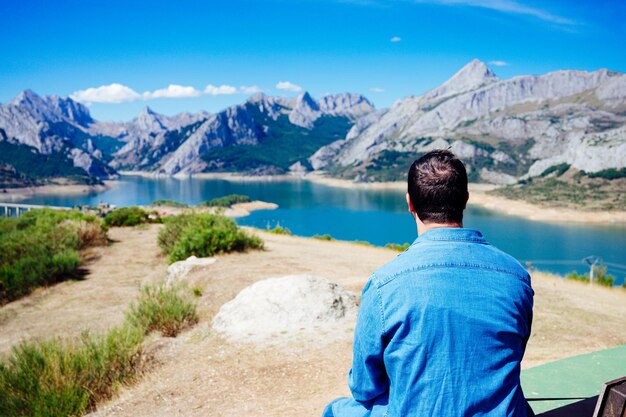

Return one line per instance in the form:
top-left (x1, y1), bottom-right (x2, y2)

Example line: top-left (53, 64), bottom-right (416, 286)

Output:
top-left (407, 149), bottom-right (468, 224)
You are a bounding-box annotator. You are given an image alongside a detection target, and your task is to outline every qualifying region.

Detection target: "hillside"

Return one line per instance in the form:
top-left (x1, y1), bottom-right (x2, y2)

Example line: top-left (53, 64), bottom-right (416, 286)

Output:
top-left (313, 60), bottom-right (626, 185)
top-left (2, 60), bottom-right (625, 200)
top-left (1, 227), bottom-right (624, 416)
top-left (0, 91), bottom-right (373, 187)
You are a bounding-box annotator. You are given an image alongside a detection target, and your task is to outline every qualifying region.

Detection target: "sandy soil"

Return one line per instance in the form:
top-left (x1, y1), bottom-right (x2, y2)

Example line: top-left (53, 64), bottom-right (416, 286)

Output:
top-left (142, 201), bottom-right (278, 218)
top-left (0, 225), bottom-right (626, 417)
top-left (2, 227), bottom-right (623, 417)
top-left (0, 225), bottom-right (165, 354)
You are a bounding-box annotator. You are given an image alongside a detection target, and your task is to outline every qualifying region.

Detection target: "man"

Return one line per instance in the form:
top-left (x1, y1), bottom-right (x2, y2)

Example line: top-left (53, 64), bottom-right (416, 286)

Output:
top-left (323, 150), bottom-right (534, 417)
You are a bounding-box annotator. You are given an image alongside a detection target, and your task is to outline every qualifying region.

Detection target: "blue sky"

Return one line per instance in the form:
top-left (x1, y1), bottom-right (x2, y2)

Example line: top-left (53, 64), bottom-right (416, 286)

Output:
top-left (1, 0), bottom-right (624, 121)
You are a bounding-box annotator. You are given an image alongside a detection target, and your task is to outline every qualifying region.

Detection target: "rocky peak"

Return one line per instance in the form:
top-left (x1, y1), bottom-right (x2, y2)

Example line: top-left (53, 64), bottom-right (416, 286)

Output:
top-left (134, 106), bottom-right (166, 132)
top-left (296, 92), bottom-right (320, 111)
top-left (9, 90), bottom-right (93, 127)
top-left (318, 93), bottom-right (375, 119)
top-left (288, 92), bottom-right (321, 128)
top-left (423, 59), bottom-right (499, 102)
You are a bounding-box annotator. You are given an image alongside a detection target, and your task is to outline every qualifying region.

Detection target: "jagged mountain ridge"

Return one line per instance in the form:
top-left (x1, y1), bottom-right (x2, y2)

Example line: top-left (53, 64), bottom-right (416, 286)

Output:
top-left (312, 59), bottom-right (626, 183)
top-left (0, 90), bottom-right (374, 185)
top-left (1, 60), bottom-right (625, 188)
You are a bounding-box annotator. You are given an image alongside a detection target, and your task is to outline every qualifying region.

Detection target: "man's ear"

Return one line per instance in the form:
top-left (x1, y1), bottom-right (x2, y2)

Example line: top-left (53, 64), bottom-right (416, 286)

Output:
top-left (406, 193), bottom-right (415, 214)
top-left (464, 191), bottom-right (469, 209)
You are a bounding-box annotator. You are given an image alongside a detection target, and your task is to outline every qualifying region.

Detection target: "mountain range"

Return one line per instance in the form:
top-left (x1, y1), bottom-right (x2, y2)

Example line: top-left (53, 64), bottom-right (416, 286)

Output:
top-left (1, 59), bottom-right (625, 188)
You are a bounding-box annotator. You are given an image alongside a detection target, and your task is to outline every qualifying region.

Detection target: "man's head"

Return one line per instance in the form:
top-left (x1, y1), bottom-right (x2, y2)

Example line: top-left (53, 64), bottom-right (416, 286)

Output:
top-left (407, 149), bottom-right (469, 225)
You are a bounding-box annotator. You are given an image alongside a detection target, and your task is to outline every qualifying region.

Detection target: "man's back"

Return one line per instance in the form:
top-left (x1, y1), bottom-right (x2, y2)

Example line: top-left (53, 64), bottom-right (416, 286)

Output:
top-left (345, 228), bottom-right (534, 417)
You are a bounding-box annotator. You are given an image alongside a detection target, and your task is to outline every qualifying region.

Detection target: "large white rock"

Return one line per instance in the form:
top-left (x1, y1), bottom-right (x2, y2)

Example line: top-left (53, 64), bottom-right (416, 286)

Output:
top-left (212, 275), bottom-right (357, 344)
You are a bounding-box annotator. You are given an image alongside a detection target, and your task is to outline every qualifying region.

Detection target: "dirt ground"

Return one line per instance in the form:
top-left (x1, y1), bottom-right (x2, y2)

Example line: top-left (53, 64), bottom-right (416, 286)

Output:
top-left (1, 227), bottom-right (625, 417)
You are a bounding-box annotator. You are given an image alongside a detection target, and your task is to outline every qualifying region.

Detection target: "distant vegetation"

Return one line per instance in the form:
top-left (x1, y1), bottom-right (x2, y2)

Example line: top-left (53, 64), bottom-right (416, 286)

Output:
top-left (0, 141), bottom-right (99, 188)
top-left (104, 206), bottom-right (161, 227)
top-left (201, 107), bottom-right (352, 174)
top-left (312, 234), bottom-right (334, 241)
top-left (540, 163), bottom-right (570, 177)
top-left (0, 284), bottom-right (197, 417)
top-left (0, 209), bottom-right (107, 304)
top-left (491, 172), bottom-right (626, 211)
top-left (586, 167), bottom-right (626, 180)
top-left (385, 242), bottom-right (410, 252)
top-left (200, 194), bottom-right (251, 208)
top-left (268, 225), bottom-right (292, 235)
top-left (158, 213), bottom-right (263, 264)
top-left (151, 199), bottom-right (188, 208)
top-left (566, 265), bottom-right (615, 287)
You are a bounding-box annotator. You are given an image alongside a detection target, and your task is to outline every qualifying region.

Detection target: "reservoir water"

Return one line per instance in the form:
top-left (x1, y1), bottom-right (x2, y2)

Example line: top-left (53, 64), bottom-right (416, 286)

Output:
top-left (12, 175), bottom-right (626, 284)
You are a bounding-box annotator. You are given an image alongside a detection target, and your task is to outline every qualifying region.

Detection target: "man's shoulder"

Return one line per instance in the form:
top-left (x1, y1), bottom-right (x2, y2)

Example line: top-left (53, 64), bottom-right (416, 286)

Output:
top-left (370, 232), bottom-right (531, 288)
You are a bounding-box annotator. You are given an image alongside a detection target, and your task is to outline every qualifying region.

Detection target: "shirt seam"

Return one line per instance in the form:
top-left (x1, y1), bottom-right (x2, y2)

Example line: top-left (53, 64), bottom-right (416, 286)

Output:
top-left (372, 273), bottom-right (387, 335)
top-left (375, 264), bottom-right (530, 287)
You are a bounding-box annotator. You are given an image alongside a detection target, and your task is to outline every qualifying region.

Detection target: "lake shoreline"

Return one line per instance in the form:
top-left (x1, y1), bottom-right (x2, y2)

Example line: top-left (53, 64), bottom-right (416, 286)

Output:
top-left (0, 181), bottom-right (118, 203)
top-left (3, 171), bottom-right (625, 225)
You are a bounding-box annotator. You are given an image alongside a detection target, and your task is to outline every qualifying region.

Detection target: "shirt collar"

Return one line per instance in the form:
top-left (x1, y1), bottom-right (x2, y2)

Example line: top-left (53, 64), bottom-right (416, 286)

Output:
top-left (413, 227), bottom-right (487, 244)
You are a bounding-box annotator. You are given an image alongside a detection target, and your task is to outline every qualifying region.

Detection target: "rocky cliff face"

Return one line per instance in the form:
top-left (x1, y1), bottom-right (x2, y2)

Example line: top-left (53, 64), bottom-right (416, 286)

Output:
top-left (148, 92), bottom-right (374, 175)
top-left (0, 90), bottom-right (115, 184)
top-left (315, 60), bottom-right (626, 182)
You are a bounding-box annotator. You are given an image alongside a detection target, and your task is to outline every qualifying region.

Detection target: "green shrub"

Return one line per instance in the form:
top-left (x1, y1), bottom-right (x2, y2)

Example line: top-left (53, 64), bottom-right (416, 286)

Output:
top-left (151, 199), bottom-right (188, 208)
top-left (385, 242), bottom-right (410, 252)
top-left (104, 207), bottom-right (160, 227)
top-left (0, 209), bottom-right (107, 304)
top-left (565, 266), bottom-right (615, 287)
top-left (126, 285), bottom-right (198, 337)
top-left (268, 225), bottom-right (292, 235)
top-left (200, 194), bottom-right (251, 208)
top-left (586, 167), bottom-right (626, 180)
top-left (158, 213), bottom-right (263, 264)
top-left (312, 234), bottom-right (334, 241)
top-left (353, 240), bottom-right (374, 247)
top-left (540, 163), bottom-right (570, 177)
top-left (0, 284), bottom-right (197, 417)
top-left (0, 324), bottom-right (143, 417)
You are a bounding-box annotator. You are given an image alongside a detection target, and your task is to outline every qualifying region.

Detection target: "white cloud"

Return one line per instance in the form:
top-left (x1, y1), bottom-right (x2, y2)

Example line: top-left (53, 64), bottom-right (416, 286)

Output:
top-left (70, 83), bottom-right (142, 104)
top-left (414, 0), bottom-right (575, 25)
top-left (276, 81), bottom-right (303, 93)
top-left (145, 84), bottom-right (201, 99)
top-left (369, 87), bottom-right (385, 93)
top-left (488, 60), bottom-right (509, 67)
top-left (204, 84), bottom-right (238, 95)
top-left (390, 36), bottom-right (402, 42)
top-left (72, 82), bottom-right (264, 104)
top-left (240, 85), bottom-right (263, 94)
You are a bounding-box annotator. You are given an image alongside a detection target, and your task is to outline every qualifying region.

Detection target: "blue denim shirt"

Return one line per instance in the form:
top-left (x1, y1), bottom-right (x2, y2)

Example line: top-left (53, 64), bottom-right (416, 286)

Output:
top-left (332, 228), bottom-right (534, 417)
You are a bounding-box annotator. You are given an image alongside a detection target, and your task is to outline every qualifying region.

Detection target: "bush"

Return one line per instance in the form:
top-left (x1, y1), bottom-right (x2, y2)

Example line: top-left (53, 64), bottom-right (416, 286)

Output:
top-left (0, 323), bottom-right (143, 417)
top-left (586, 167), bottom-right (626, 180)
top-left (565, 266), bottom-right (615, 287)
top-left (268, 225), bottom-right (292, 235)
top-left (104, 207), bottom-right (160, 227)
top-left (200, 194), bottom-right (251, 208)
top-left (312, 234), bottom-right (334, 241)
top-left (126, 285), bottom-right (198, 337)
top-left (0, 209), bottom-right (107, 304)
top-left (151, 199), bottom-right (188, 208)
top-left (540, 163), bottom-right (570, 177)
top-left (158, 213), bottom-right (263, 264)
top-left (0, 284), bottom-right (197, 417)
top-left (385, 242), bottom-right (410, 252)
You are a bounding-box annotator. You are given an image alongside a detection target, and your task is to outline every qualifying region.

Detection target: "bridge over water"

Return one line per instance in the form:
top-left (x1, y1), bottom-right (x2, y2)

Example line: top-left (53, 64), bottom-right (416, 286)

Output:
top-left (0, 202), bottom-right (71, 217)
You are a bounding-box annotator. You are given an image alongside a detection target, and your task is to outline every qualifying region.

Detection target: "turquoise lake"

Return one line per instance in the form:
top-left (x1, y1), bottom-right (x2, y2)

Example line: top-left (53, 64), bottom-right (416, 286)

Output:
top-left (11, 175), bottom-right (626, 284)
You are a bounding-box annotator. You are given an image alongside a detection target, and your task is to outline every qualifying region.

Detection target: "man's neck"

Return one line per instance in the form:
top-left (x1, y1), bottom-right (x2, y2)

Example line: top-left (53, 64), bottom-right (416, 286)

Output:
top-left (417, 221), bottom-right (463, 236)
